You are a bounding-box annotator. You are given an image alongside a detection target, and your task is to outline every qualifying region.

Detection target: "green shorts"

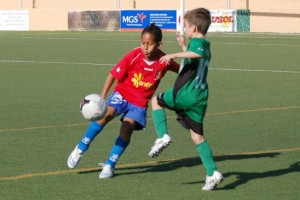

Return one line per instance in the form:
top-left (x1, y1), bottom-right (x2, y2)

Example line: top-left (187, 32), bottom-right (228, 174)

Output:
top-left (157, 87), bottom-right (208, 135)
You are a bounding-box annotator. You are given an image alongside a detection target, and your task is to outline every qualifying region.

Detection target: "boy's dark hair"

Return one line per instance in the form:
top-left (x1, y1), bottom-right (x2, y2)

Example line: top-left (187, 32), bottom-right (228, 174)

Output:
top-left (184, 8), bottom-right (211, 35)
top-left (141, 23), bottom-right (162, 43)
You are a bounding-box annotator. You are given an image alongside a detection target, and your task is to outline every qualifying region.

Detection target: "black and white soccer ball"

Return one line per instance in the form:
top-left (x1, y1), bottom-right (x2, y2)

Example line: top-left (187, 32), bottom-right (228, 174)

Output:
top-left (80, 94), bottom-right (107, 121)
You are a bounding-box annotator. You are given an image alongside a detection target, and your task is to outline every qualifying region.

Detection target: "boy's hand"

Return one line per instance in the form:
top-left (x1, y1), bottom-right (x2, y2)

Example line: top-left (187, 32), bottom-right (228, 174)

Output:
top-left (176, 32), bottom-right (186, 50)
top-left (159, 54), bottom-right (174, 65)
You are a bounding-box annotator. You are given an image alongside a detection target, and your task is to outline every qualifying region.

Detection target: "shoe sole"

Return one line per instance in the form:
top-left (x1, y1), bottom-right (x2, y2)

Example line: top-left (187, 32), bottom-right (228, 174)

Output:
top-left (149, 140), bottom-right (172, 158)
top-left (212, 178), bottom-right (223, 190)
top-left (202, 177), bottom-right (223, 191)
top-left (99, 173), bottom-right (114, 179)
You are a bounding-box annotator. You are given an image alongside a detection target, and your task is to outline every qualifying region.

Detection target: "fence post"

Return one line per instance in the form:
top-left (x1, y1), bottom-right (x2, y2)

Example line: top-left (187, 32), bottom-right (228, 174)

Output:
top-left (116, 0), bottom-right (120, 9)
top-left (133, 0), bottom-right (136, 9)
top-left (180, 0), bottom-right (185, 35)
top-left (227, 0), bottom-right (231, 9)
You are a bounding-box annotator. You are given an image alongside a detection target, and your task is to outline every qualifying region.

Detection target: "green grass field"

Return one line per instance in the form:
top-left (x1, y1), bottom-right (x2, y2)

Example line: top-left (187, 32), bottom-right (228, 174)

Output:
top-left (0, 31), bottom-right (299, 200)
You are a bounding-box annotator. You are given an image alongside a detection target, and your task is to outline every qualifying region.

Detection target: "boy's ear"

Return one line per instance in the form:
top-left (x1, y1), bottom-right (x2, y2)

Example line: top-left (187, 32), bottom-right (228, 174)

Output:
top-left (158, 41), bottom-right (163, 48)
top-left (192, 24), bottom-right (197, 32)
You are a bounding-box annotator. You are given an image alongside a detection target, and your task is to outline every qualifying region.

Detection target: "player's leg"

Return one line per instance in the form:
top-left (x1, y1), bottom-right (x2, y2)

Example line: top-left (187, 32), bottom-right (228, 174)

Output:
top-left (150, 86), bottom-right (202, 141)
top-left (149, 90), bottom-right (174, 158)
top-left (191, 130), bottom-right (217, 175)
top-left (152, 94), bottom-right (168, 138)
top-left (67, 106), bottom-right (115, 169)
top-left (190, 124), bottom-right (223, 190)
top-left (99, 103), bottom-right (147, 178)
top-left (99, 119), bottom-right (134, 178)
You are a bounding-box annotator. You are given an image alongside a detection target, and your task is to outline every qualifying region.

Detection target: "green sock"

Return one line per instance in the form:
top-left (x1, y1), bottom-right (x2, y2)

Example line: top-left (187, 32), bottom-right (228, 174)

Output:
top-left (197, 141), bottom-right (217, 176)
top-left (152, 109), bottom-right (168, 138)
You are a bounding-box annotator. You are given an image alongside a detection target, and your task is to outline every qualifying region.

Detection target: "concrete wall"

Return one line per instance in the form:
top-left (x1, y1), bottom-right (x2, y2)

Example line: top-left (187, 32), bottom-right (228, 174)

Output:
top-left (29, 9), bottom-right (68, 31)
top-left (1, 0), bottom-right (299, 33)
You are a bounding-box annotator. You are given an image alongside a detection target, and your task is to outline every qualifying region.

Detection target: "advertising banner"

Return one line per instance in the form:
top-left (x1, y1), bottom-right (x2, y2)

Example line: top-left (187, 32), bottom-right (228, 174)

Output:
top-left (0, 10), bottom-right (29, 31)
top-left (121, 10), bottom-right (177, 31)
top-left (209, 10), bottom-right (236, 32)
top-left (177, 10), bottom-right (237, 33)
top-left (68, 11), bottom-right (120, 31)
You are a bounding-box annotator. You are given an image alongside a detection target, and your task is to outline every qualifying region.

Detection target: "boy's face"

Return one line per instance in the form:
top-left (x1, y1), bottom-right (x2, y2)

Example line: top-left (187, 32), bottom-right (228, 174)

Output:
top-left (140, 33), bottom-right (161, 60)
top-left (184, 20), bottom-right (195, 39)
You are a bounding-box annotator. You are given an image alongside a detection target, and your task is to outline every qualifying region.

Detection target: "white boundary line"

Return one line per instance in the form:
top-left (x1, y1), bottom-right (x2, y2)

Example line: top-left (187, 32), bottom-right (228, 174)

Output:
top-left (210, 67), bottom-right (300, 74)
top-left (214, 42), bottom-right (300, 47)
top-left (1, 59), bottom-right (300, 74)
top-left (0, 59), bottom-right (113, 66)
top-left (1, 35), bottom-right (299, 45)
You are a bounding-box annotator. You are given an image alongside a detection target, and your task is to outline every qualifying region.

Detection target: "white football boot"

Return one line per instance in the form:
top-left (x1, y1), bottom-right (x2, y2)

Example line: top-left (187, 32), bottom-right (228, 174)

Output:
top-left (148, 134), bottom-right (172, 158)
top-left (99, 164), bottom-right (114, 179)
top-left (202, 171), bottom-right (223, 191)
top-left (67, 145), bottom-right (83, 169)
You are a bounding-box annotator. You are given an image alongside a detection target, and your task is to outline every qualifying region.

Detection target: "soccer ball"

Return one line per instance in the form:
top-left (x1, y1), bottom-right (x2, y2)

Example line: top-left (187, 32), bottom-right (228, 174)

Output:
top-left (80, 94), bottom-right (108, 121)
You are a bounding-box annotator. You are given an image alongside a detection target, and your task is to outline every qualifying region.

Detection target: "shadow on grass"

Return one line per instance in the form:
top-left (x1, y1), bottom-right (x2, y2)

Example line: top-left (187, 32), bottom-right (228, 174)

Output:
top-left (79, 152), bottom-right (280, 175)
top-left (218, 161), bottom-right (300, 190)
top-left (78, 152), bottom-right (300, 189)
top-left (117, 152), bottom-right (281, 173)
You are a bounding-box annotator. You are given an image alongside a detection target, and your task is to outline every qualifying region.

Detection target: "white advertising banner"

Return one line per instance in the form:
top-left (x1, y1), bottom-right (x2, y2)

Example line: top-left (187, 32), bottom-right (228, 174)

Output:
top-left (209, 10), bottom-right (236, 32)
top-left (0, 10), bottom-right (29, 31)
top-left (177, 9), bottom-right (237, 33)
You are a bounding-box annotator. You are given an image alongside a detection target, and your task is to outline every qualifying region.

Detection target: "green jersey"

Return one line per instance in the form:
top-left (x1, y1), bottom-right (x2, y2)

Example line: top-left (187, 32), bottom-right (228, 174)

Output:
top-left (159, 37), bottom-right (211, 124)
top-left (167, 37), bottom-right (211, 123)
top-left (174, 37), bottom-right (211, 100)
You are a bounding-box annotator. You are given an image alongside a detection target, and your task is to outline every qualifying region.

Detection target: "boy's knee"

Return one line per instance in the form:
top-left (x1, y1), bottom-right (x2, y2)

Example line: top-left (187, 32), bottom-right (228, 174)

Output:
top-left (190, 131), bottom-right (205, 145)
top-left (151, 95), bottom-right (161, 109)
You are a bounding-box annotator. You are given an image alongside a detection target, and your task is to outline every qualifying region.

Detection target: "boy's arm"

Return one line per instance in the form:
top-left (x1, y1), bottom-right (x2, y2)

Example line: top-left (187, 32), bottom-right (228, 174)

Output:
top-left (168, 59), bottom-right (180, 73)
top-left (160, 51), bottom-right (201, 65)
top-left (100, 73), bottom-right (116, 99)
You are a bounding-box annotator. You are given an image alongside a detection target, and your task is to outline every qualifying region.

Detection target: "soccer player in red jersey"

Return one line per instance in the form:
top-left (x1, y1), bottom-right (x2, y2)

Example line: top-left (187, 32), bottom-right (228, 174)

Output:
top-left (67, 23), bottom-right (179, 179)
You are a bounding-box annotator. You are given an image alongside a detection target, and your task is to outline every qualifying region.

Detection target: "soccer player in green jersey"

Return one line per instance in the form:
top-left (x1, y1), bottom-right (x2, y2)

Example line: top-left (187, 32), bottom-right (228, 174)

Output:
top-left (148, 8), bottom-right (223, 190)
